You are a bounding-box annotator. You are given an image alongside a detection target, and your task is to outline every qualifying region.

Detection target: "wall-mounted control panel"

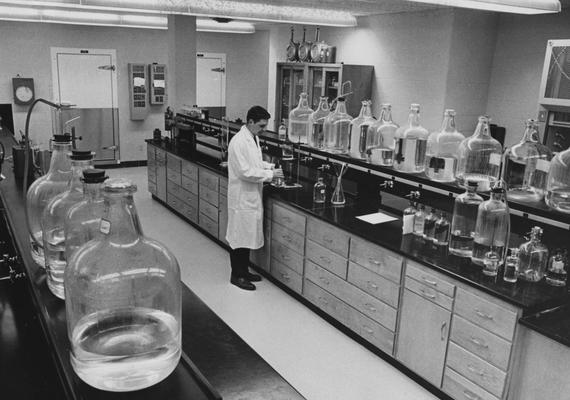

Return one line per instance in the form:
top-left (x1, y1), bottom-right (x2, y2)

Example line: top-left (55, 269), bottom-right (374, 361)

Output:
top-left (128, 63), bottom-right (148, 120)
top-left (149, 63), bottom-right (167, 105)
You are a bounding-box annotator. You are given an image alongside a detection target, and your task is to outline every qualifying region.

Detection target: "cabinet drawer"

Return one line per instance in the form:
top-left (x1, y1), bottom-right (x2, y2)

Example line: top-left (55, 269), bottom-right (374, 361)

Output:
top-left (148, 167), bottom-right (157, 183)
top-left (167, 153), bottom-right (181, 172)
top-left (199, 213), bottom-right (218, 237)
top-left (271, 241), bottom-right (303, 275)
top-left (306, 239), bottom-right (348, 279)
top-left (406, 260), bottom-right (455, 298)
top-left (352, 310), bottom-right (395, 355)
top-left (404, 277), bottom-right (453, 311)
top-left (450, 316), bottom-right (512, 371)
top-left (272, 223), bottom-right (305, 255)
top-left (348, 262), bottom-right (400, 308)
top-left (148, 181), bottom-right (157, 195)
top-left (199, 168), bottom-right (219, 191)
top-left (455, 288), bottom-right (517, 341)
top-left (306, 260), bottom-right (397, 331)
top-left (167, 168), bottom-right (182, 185)
top-left (167, 181), bottom-right (184, 199)
top-left (180, 188), bottom-right (198, 208)
top-left (446, 342), bottom-right (506, 398)
top-left (167, 193), bottom-right (184, 213)
top-left (304, 279), bottom-right (352, 328)
top-left (155, 149), bottom-right (166, 162)
top-left (270, 258), bottom-right (302, 295)
top-left (181, 162), bottom-right (198, 181)
top-left (272, 203), bottom-right (306, 235)
top-left (349, 238), bottom-right (403, 284)
top-left (219, 193), bottom-right (228, 211)
top-left (199, 199), bottom-right (219, 223)
top-left (181, 175), bottom-right (199, 195)
top-left (182, 202), bottom-right (198, 223)
top-left (306, 217), bottom-right (349, 258)
top-left (199, 185), bottom-right (218, 206)
top-left (442, 368), bottom-right (499, 400)
top-left (220, 177), bottom-right (228, 192)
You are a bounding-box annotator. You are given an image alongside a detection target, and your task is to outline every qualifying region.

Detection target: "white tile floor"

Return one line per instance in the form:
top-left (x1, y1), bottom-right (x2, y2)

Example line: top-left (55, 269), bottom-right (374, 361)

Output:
top-left (111, 167), bottom-right (439, 400)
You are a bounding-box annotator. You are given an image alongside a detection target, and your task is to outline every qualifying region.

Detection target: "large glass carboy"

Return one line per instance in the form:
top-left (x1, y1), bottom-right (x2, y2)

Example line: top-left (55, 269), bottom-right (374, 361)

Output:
top-left (456, 116), bottom-right (503, 192)
top-left (324, 97), bottom-right (352, 154)
top-left (348, 100), bottom-right (375, 159)
top-left (425, 109), bottom-right (465, 182)
top-left (26, 134), bottom-right (73, 266)
top-left (42, 150), bottom-right (94, 299)
top-left (449, 181), bottom-right (484, 257)
top-left (518, 226), bottom-right (549, 282)
top-left (503, 119), bottom-right (552, 202)
top-left (288, 92), bottom-right (313, 144)
top-left (393, 103), bottom-right (429, 173)
top-left (546, 147), bottom-right (570, 213)
top-left (368, 103), bottom-right (399, 166)
top-left (472, 181), bottom-right (510, 267)
top-left (65, 179), bottom-right (181, 392)
top-left (307, 97), bottom-right (330, 149)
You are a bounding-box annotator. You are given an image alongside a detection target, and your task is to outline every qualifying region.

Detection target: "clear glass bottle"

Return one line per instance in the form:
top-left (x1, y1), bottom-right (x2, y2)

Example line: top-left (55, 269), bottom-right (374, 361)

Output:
top-left (425, 109), bottom-right (465, 182)
top-left (423, 208), bottom-right (437, 241)
top-left (449, 181), bottom-right (484, 257)
top-left (413, 204), bottom-right (427, 236)
top-left (307, 97), bottom-right (330, 149)
top-left (402, 192), bottom-right (419, 235)
top-left (348, 100), bottom-right (375, 159)
top-left (313, 177), bottom-right (326, 204)
top-left (64, 169), bottom-right (108, 264)
top-left (42, 150), bottom-right (94, 299)
top-left (288, 92), bottom-right (313, 144)
top-left (545, 250), bottom-right (567, 287)
top-left (26, 134), bottom-right (73, 267)
top-left (472, 182), bottom-right (511, 267)
top-left (518, 226), bottom-right (549, 282)
top-left (323, 97), bottom-right (352, 154)
top-left (393, 103), bottom-right (429, 173)
top-left (503, 248), bottom-right (520, 283)
top-left (456, 116), bottom-right (503, 192)
top-left (434, 212), bottom-right (450, 246)
top-left (278, 120), bottom-right (287, 141)
top-left (368, 103), bottom-right (399, 166)
top-left (65, 179), bottom-right (181, 392)
top-left (503, 119), bottom-right (552, 202)
top-left (546, 147), bottom-right (570, 213)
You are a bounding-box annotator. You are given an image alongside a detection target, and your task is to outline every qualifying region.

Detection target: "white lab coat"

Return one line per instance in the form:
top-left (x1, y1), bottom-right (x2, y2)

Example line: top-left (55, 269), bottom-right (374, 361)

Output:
top-left (225, 125), bottom-right (274, 249)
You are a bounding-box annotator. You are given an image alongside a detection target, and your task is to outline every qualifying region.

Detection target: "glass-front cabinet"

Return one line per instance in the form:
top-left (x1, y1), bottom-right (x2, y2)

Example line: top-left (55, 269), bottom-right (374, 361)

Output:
top-left (277, 65), bottom-right (305, 128)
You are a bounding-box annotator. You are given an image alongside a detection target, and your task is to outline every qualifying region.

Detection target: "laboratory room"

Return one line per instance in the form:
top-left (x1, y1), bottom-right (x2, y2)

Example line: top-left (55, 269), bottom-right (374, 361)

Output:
top-left (2, 0), bottom-right (570, 399)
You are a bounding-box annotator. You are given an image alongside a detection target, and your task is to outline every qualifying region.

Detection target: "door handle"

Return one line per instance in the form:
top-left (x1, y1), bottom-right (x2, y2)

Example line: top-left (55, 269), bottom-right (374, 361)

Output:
top-left (441, 321), bottom-right (447, 341)
top-left (103, 145), bottom-right (118, 150)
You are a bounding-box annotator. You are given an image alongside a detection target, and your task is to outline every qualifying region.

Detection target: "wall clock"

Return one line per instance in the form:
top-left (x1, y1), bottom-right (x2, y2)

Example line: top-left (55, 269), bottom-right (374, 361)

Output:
top-left (12, 77), bottom-right (35, 106)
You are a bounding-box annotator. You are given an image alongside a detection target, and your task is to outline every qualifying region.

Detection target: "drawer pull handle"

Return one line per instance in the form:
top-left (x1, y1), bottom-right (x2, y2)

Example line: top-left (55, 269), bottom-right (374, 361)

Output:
top-left (474, 309), bottom-right (494, 320)
top-left (317, 296), bottom-right (328, 305)
top-left (364, 303), bottom-right (377, 312)
top-left (369, 258), bottom-right (381, 266)
top-left (281, 254), bottom-right (290, 261)
top-left (282, 234), bottom-right (292, 241)
top-left (421, 276), bottom-right (438, 286)
top-left (467, 364), bottom-right (486, 377)
top-left (319, 277), bottom-right (330, 285)
top-left (283, 216), bottom-right (292, 222)
top-left (280, 273), bottom-right (290, 280)
top-left (463, 390), bottom-right (479, 400)
top-left (470, 337), bottom-right (488, 349)
top-left (367, 281), bottom-right (378, 290)
top-left (420, 288), bottom-right (436, 299)
top-left (363, 325), bottom-right (374, 334)
top-left (319, 256), bottom-right (331, 264)
top-left (323, 236), bottom-right (334, 244)
top-left (441, 321), bottom-right (447, 341)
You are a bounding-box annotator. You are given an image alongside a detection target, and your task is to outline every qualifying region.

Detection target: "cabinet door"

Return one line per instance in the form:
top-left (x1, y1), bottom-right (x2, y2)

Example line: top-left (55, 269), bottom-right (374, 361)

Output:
top-left (324, 69), bottom-right (340, 105)
top-left (397, 289), bottom-right (451, 387)
top-left (278, 67), bottom-right (292, 127)
top-left (309, 67), bottom-right (324, 110)
top-left (155, 149), bottom-right (167, 202)
top-left (291, 67), bottom-right (305, 107)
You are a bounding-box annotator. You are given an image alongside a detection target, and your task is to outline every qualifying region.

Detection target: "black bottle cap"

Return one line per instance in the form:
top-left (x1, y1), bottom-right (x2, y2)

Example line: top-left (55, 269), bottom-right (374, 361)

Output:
top-left (70, 150), bottom-right (95, 160)
top-left (337, 97), bottom-right (345, 102)
top-left (82, 169), bottom-right (108, 183)
top-left (53, 133), bottom-right (72, 143)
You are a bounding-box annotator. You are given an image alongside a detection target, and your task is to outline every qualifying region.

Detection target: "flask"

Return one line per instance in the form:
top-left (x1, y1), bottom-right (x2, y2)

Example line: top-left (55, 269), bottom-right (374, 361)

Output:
top-left (518, 226), bottom-right (549, 282)
top-left (402, 192), bottom-right (418, 235)
top-left (434, 212), bottom-right (450, 246)
top-left (503, 119), bottom-right (552, 202)
top-left (423, 207), bottom-right (437, 241)
top-left (456, 116), bottom-right (503, 192)
top-left (64, 169), bottom-right (108, 263)
top-left (369, 103), bottom-right (399, 166)
top-left (449, 181), bottom-right (484, 257)
top-left (288, 92), bottom-right (313, 144)
top-left (26, 134), bottom-right (73, 266)
top-left (323, 97), bottom-right (352, 154)
top-left (307, 97), bottom-right (330, 149)
top-left (472, 181), bottom-right (510, 267)
top-left (545, 250), bottom-right (567, 287)
top-left (425, 109), bottom-right (465, 182)
top-left (545, 147), bottom-right (570, 213)
top-left (348, 100), bottom-right (375, 159)
top-left (65, 179), bottom-right (181, 392)
top-left (42, 150), bottom-right (95, 299)
top-left (413, 204), bottom-right (427, 236)
top-left (503, 248), bottom-right (520, 283)
top-left (393, 103), bottom-right (429, 173)
top-left (313, 177), bottom-right (326, 204)
top-left (483, 249), bottom-right (501, 277)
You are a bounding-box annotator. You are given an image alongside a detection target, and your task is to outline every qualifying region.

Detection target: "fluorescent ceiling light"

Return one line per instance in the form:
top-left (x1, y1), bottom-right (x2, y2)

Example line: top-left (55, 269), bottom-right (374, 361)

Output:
top-left (196, 18), bottom-right (255, 34)
top-left (407, 0), bottom-right (560, 14)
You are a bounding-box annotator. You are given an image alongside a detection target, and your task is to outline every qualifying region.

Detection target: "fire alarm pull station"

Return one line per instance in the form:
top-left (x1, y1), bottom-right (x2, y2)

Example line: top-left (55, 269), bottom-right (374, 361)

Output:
top-left (128, 63), bottom-right (148, 120)
top-left (149, 63), bottom-right (167, 105)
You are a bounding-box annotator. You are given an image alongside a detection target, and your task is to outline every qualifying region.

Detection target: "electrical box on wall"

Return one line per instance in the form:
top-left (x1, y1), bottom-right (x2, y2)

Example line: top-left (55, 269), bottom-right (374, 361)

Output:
top-left (128, 63), bottom-right (148, 120)
top-left (149, 63), bottom-right (167, 105)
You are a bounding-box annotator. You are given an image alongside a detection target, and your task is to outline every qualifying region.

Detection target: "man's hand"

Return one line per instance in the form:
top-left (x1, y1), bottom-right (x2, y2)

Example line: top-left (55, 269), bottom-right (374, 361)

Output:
top-left (272, 168), bottom-right (284, 181)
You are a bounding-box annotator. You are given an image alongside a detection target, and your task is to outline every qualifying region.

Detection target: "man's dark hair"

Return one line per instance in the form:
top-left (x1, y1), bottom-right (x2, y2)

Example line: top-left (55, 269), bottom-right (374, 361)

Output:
top-left (246, 106), bottom-right (271, 123)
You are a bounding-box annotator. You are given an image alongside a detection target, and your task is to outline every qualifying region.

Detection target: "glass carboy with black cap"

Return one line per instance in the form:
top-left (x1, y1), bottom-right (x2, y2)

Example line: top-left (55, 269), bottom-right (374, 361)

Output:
top-left (65, 178), bottom-right (181, 392)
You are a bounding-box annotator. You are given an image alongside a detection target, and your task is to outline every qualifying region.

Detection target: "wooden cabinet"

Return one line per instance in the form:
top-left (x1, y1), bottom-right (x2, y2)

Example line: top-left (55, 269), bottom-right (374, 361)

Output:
top-left (154, 146), bottom-right (167, 201)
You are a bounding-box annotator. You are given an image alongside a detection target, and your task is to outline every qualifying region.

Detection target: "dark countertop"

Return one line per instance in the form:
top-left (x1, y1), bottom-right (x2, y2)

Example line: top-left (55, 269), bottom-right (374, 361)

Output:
top-left (2, 131), bottom-right (303, 400)
top-left (519, 305), bottom-right (570, 347)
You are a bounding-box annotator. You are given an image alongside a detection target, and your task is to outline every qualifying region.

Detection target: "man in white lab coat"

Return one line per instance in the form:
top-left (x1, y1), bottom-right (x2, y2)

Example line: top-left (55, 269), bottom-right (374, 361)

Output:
top-left (226, 106), bottom-right (284, 290)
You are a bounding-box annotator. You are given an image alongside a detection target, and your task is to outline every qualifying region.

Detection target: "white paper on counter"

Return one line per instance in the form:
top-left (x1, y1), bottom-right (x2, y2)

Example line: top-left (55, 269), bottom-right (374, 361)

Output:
top-left (356, 212), bottom-right (398, 225)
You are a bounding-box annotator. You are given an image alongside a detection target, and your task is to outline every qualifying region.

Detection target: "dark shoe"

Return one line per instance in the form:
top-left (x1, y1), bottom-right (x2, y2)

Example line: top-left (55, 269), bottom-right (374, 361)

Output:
top-left (245, 272), bottom-right (262, 282)
top-left (230, 276), bottom-right (256, 291)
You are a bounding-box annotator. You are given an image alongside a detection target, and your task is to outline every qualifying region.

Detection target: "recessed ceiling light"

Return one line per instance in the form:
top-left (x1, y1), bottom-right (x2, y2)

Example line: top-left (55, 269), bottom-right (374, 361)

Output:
top-left (407, 0), bottom-right (560, 14)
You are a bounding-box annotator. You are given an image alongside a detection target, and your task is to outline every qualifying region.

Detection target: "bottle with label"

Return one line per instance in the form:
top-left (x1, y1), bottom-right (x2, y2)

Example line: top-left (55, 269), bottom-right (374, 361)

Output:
top-left (503, 248), bottom-right (520, 283)
top-left (456, 116), bottom-right (503, 192)
top-left (278, 120), bottom-right (287, 140)
top-left (472, 181), bottom-right (510, 267)
top-left (503, 119), bottom-right (552, 202)
top-left (324, 97), bottom-right (352, 154)
top-left (545, 250), bottom-right (567, 286)
top-left (413, 204), bottom-right (427, 237)
top-left (307, 97), bottom-right (330, 149)
top-left (434, 212), bottom-right (450, 246)
top-left (402, 191), bottom-right (419, 235)
top-left (313, 177), bottom-right (327, 204)
top-left (423, 208), bottom-right (437, 241)
top-left (425, 109), bottom-right (465, 182)
top-left (518, 226), bottom-right (549, 282)
top-left (368, 103), bottom-right (399, 166)
top-left (42, 150), bottom-right (95, 299)
top-left (348, 100), bottom-right (375, 159)
top-left (449, 181), bottom-right (484, 257)
top-left (288, 92), bottom-right (313, 144)
top-left (545, 147), bottom-right (570, 214)
top-left (393, 103), bottom-right (429, 173)
top-left (65, 178), bottom-right (181, 392)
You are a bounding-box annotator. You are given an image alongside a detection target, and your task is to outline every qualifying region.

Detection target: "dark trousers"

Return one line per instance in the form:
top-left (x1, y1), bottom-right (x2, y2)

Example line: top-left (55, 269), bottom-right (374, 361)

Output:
top-left (229, 247), bottom-right (251, 278)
